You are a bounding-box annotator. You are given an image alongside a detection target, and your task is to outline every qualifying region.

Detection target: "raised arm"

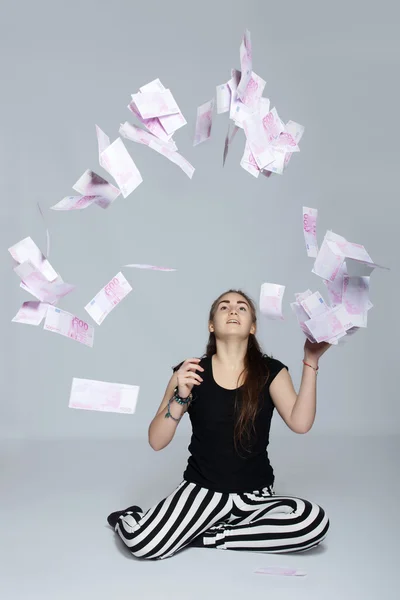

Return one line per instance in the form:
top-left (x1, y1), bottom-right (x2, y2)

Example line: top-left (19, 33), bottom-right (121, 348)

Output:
top-left (148, 358), bottom-right (204, 451)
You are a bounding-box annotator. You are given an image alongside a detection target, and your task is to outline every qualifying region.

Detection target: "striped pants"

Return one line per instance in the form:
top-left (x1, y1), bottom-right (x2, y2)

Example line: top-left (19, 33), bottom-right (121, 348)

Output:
top-left (112, 480), bottom-right (330, 560)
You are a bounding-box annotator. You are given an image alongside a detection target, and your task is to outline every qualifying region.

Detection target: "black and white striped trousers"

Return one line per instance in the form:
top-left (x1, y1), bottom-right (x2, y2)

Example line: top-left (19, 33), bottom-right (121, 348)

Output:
top-left (112, 479), bottom-right (330, 560)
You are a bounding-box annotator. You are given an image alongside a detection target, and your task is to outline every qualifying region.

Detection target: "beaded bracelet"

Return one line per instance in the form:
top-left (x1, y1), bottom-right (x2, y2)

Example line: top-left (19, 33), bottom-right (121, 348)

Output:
top-left (172, 386), bottom-right (193, 405)
top-left (165, 398), bottom-right (182, 422)
top-left (164, 387), bottom-right (193, 422)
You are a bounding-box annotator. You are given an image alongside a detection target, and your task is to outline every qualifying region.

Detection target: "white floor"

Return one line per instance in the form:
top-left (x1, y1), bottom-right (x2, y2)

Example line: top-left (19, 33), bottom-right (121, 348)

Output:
top-left (1, 434), bottom-right (398, 600)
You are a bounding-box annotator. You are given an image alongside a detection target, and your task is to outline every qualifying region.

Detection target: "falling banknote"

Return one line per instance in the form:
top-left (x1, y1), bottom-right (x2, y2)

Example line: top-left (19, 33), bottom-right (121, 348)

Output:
top-left (69, 377), bottom-right (139, 414)
top-left (193, 99), bottom-right (214, 146)
top-left (312, 230), bottom-right (389, 282)
top-left (72, 169), bottom-right (121, 209)
top-left (43, 306), bottom-right (94, 347)
top-left (14, 261), bottom-right (75, 304)
top-left (243, 113), bottom-right (275, 170)
top-left (302, 207), bottom-right (318, 258)
top-left (84, 272), bottom-right (132, 325)
top-left (12, 301), bottom-right (49, 326)
top-left (137, 78), bottom-right (187, 135)
top-left (97, 137), bottom-right (143, 198)
top-left (8, 236), bottom-right (58, 282)
top-left (259, 283), bottom-right (285, 320)
top-left (342, 275), bottom-right (370, 328)
top-left (119, 121), bottom-right (194, 179)
top-left (254, 566), bottom-right (306, 577)
top-left (50, 195), bottom-right (101, 211)
top-left (123, 264), bottom-right (176, 271)
top-left (237, 29), bottom-right (252, 102)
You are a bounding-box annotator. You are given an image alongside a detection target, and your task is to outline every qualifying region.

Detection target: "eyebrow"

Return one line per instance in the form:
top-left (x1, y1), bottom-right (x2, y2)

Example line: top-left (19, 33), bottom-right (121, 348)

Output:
top-left (217, 300), bottom-right (250, 308)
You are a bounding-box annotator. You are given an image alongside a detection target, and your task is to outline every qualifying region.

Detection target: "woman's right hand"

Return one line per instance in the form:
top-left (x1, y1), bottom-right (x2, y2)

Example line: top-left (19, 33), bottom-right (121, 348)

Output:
top-left (176, 358), bottom-right (204, 398)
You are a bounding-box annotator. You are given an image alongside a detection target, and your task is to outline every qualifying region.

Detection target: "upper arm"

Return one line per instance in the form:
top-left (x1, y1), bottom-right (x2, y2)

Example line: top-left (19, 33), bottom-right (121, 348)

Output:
top-left (269, 368), bottom-right (301, 433)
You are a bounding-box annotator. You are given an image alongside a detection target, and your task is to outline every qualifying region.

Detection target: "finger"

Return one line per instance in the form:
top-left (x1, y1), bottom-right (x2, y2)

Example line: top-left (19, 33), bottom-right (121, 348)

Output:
top-left (184, 377), bottom-right (202, 386)
top-left (184, 358), bottom-right (201, 364)
top-left (190, 373), bottom-right (203, 383)
top-left (186, 364), bottom-right (205, 373)
top-left (183, 373), bottom-right (203, 384)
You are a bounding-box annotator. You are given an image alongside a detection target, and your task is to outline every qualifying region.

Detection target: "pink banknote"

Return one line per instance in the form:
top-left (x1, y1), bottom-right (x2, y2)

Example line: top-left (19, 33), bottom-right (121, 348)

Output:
top-left (243, 113), bottom-right (275, 170)
top-left (304, 307), bottom-right (347, 343)
top-left (136, 78), bottom-right (187, 134)
top-left (120, 121), bottom-right (177, 152)
top-left (99, 138), bottom-right (143, 198)
top-left (273, 131), bottom-right (300, 153)
top-left (312, 231), bottom-right (348, 282)
top-left (240, 71), bottom-right (266, 109)
top-left (342, 241), bottom-right (389, 272)
top-left (237, 29), bottom-right (252, 101)
top-left (12, 301), bottom-right (49, 326)
top-left (44, 306), bottom-right (94, 347)
top-left (14, 261), bottom-right (75, 304)
top-left (157, 145), bottom-right (195, 179)
top-left (119, 120), bottom-right (193, 178)
top-left (8, 236), bottom-right (58, 282)
top-left (193, 99), bottom-right (214, 146)
top-left (139, 78), bottom-right (165, 93)
top-left (72, 170), bottom-right (121, 208)
top-left (300, 291), bottom-right (330, 319)
top-left (228, 71), bottom-right (260, 130)
top-left (302, 207), bottom-right (318, 258)
top-left (290, 301), bottom-right (317, 343)
top-left (69, 377), bottom-right (139, 414)
top-left (84, 272), bottom-right (132, 325)
top-left (342, 275), bottom-right (370, 327)
top-left (131, 89), bottom-right (180, 119)
top-left (262, 150), bottom-right (285, 175)
top-left (127, 101), bottom-right (173, 143)
top-left (240, 142), bottom-right (260, 178)
top-left (124, 264), bottom-right (176, 271)
top-left (158, 110), bottom-right (187, 136)
top-left (254, 566), bottom-right (306, 577)
top-left (262, 107), bottom-right (285, 143)
top-left (95, 124), bottom-right (111, 171)
top-left (323, 262), bottom-right (348, 306)
top-left (216, 82), bottom-right (231, 114)
top-left (295, 289), bottom-right (313, 303)
top-left (283, 120), bottom-right (305, 170)
top-left (50, 195), bottom-right (99, 211)
top-left (137, 79), bottom-right (187, 135)
top-left (259, 283), bottom-right (285, 320)
top-left (313, 230), bottom-right (389, 282)
top-left (228, 69), bottom-right (259, 129)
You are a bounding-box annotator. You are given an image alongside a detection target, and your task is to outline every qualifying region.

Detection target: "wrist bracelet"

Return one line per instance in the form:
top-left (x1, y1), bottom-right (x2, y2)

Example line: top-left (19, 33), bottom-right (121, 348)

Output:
top-left (172, 386), bottom-right (193, 406)
top-left (165, 398), bottom-right (182, 422)
top-left (303, 359), bottom-right (319, 374)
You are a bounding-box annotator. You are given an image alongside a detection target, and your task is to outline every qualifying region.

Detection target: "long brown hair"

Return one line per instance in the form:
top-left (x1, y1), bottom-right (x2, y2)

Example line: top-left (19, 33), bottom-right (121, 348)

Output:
top-left (206, 289), bottom-right (270, 456)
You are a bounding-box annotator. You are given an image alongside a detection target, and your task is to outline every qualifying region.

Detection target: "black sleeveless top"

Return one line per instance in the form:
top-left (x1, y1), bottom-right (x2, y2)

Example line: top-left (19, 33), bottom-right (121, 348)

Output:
top-left (173, 354), bottom-right (288, 493)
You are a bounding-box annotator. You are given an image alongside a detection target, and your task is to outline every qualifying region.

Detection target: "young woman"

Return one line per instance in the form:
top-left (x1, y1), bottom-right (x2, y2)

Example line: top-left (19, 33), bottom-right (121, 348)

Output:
top-left (107, 289), bottom-right (331, 560)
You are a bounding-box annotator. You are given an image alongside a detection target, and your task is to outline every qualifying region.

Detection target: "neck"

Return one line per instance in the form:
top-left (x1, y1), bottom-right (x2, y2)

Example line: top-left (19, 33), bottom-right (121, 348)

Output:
top-left (213, 339), bottom-right (248, 370)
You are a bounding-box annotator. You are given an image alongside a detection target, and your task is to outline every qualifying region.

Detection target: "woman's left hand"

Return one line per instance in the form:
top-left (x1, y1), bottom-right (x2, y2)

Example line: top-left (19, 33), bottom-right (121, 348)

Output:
top-left (303, 339), bottom-right (331, 366)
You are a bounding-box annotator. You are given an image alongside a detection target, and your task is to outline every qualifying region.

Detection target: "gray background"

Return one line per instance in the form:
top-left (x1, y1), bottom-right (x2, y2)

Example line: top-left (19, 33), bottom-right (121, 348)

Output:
top-left (1, 1), bottom-right (399, 599)
top-left (1, 0), bottom-right (398, 441)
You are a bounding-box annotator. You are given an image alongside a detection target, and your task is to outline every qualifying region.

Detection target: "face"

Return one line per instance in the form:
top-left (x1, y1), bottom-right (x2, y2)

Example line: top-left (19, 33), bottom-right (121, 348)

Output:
top-left (209, 293), bottom-right (256, 338)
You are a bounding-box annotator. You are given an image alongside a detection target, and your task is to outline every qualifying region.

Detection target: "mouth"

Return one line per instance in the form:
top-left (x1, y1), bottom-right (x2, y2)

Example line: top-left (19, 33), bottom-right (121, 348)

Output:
top-left (226, 320), bottom-right (240, 325)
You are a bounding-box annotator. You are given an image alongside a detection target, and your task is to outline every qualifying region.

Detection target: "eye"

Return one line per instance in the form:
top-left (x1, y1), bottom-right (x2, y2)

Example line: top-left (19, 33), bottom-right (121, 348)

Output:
top-left (239, 306), bottom-right (247, 311)
top-left (220, 305), bottom-right (228, 310)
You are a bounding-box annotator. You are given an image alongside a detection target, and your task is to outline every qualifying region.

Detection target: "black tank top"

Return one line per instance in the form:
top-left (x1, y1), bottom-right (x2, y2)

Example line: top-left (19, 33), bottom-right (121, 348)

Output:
top-left (173, 354), bottom-right (288, 493)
